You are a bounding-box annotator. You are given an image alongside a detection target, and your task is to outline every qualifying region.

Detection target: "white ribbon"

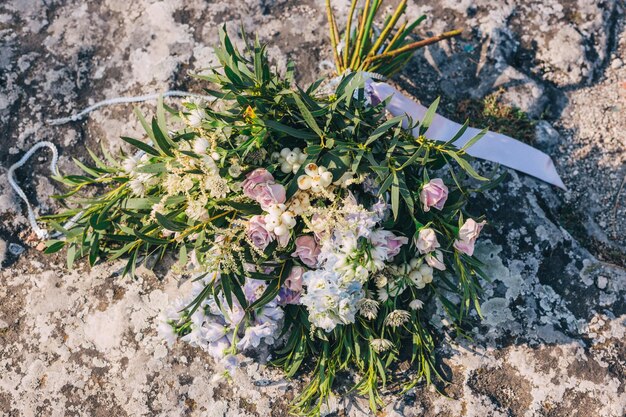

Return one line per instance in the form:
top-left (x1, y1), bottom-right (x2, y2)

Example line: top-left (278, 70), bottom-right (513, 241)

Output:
top-left (366, 80), bottom-right (565, 189)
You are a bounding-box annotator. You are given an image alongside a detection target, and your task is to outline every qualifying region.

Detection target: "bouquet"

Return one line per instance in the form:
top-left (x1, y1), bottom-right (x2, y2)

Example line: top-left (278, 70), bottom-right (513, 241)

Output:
top-left (42, 1), bottom-right (496, 414)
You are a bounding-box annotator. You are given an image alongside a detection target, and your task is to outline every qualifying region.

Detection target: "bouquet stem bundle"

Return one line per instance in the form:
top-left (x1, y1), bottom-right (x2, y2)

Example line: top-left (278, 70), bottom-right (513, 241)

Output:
top-left (325, 0), bottom-right (462, 76)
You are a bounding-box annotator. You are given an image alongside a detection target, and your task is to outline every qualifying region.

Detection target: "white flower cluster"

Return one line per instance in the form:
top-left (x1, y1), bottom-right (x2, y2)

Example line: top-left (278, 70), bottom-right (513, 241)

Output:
top-left (297, 163), bottom-right (333, 193)
top-left (183, 98), bottom-right (208, 128)
top-left (300, 198), bottom-right (408, 331)
top-left (272, 147), bottom-right (307, 174)
top-left (300, 270), bottom-right (363, 332)
top-left (377, 259), bottom-right (433, 303)
top-left (123, 154), bottom-right (159, 196)
top-left (264, 203), bottom-right (297, 238)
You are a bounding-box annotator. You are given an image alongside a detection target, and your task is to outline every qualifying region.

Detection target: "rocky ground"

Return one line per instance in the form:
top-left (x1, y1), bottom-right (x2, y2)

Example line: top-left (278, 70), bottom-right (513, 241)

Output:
top-left (0, 0), bottom-right (625, 416)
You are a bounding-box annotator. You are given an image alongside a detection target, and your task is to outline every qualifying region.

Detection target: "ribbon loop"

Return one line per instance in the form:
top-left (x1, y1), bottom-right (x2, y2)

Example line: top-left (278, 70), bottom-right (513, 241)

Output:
top-left (366, 80), bottom-right (565, 189)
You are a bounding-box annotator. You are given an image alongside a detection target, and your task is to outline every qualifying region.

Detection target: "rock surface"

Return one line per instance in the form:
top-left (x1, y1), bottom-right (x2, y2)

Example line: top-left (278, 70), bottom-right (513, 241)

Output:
top-left (0, 0), bottom-right (625, 416)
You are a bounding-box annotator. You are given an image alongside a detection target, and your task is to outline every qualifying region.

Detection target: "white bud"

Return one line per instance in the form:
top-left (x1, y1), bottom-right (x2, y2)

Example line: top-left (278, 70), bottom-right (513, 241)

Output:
top-left (274, 224), bottom-right (288, 236)
top-left (304, 163), bottom-right (318, 177)
top-left (298, 175), bottom-right (312, 190)
top-left (280, 162), bottom-right (292, 174)
top-left (319, 171), bottom-right (333, 187)
top-left (193, 138), bottom-right (210, 155)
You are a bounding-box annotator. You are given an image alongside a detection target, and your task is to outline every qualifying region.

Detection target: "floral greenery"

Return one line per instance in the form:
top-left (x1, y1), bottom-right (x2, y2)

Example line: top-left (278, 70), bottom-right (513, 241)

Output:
top-left (41, 3), bottom-right (496, 416)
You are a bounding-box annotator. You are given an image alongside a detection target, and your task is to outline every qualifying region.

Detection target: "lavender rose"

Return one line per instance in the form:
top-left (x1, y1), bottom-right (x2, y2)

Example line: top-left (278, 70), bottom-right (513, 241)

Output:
top-left (292, 235), bottom-right (321, 268)
top-left (242, 168), bottom-right (286, 209)
top-left (247, 215), bottom-right (274, 250)
top-left (425, 250), bottom-right (446, 271)
top-left (284, 266), bottom-right (305, 292)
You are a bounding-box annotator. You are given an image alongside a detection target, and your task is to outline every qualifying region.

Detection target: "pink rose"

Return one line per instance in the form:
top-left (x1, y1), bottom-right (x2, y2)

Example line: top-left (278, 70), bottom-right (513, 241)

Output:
top-left (415, 228), bottom-right (440, 254)
top-left (247, 215), bottom-right (274, 250)
top-left (284, 266), bottom-right (305, 292)
top-left (371, 230), bottom-right (408, 260)
top-left (453, 219), bottom-right (486, 256)
top-left (292, 235), bottom-right (320, 268)
top-left (425, 250), bottom-right (446, 271)
top-left (420, 178), bottom-right (448, 212)
top-left (242, 168), bottom-right (286, 209)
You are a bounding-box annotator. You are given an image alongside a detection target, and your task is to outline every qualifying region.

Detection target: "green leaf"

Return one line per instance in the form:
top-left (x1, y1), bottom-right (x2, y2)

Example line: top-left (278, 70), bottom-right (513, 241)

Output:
top-left (120, 136), bottom-right (160, 156)
top-left (133, 108), bottom-right (156, 144)
top-left (365, 115), bottom-right (404, 146)
top-left (419, 97), bottom-right (440, 136)
top-left (292, 92), bottom-right (324, 138)
top-left (391, 173), bottom-right (400, 220)
top-left (72, 158), bottom-right (101, 177)
top-left (151, 118), bottom-right (175, 157)
top-left (44, 240), bottom-right (65, 254)
top-left (444, 119), bottom-right (469, 146)
top-left (134, 162), bottom-right (167, 174)
top-left (264, 120), bottom-right (318, 140)
top-left (155, 212), bottom-right (187, 232)
top-left (66, 244), bottom-right (77, 269)
top-left (446, 151), bottom-right (488, 181)
top-left (156, 95), bottom-right (169, 135)
top-left (460, 128), bottom-right (487, 152)
top-left (88, 234), bottom-right (100, 266)
top-left (134, 230), bottom-right (171, 245)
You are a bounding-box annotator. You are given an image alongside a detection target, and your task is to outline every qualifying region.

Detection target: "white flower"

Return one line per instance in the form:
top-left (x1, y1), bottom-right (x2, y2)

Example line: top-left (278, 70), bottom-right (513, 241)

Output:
top-left (409, 299), bottom-right (424, 310)
top-left (122, 155), bottom-right (141, 173)
top-left (187, 106), bottom-right (207, 128)
top-left (156, 318), bottom-right (177, 347)
top-left (193, 138), bottom-right (210, 155)
top-left (228, 164), bottom-right (242, 178)
top-left (297, 163), bottom-right (333, 193)
top-left (370, 338), bottom-right (393, 353)
top-left (186, 196), bottom-right (209, 221)
top-left (129, 173), bottom-right (157, 196)
top-left (401, 258), bottom-right (434, 289)
top-left (384, 310), bottom-right (410, 327)
top-left (204, 322), bottom-right (229, 343)
top-left (357, 298), bottom-right (379, 320)
top-left (287, 191), bottom-right (311, 216)
top-left (300, 269), bottom-right (364, 332)
top-left (129, 177), bottom-right (146, 195)
top-left (277, 147), bottom-right (307, 174)
top-left (264, 203), bottom-right (297, 238)
top-left (333, 171), bottom-right (355, 188)
top-left (237, 323), bottom-right (274, 350)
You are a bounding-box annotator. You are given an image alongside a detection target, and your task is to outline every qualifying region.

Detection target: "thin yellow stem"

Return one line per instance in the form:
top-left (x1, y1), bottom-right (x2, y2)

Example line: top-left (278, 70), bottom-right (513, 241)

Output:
top-left (325, 0), bottom-right (343, 73)
top-left (363, 29), bottom-right (462, 65)
top-left (382, 21), bottom-right (406, 54)
top-left (350, 0), bottom-right (371, 69)
top-left (367, 0), bottom-right (406, 58)
top-left (343, 0), bottom-right (358, 69)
